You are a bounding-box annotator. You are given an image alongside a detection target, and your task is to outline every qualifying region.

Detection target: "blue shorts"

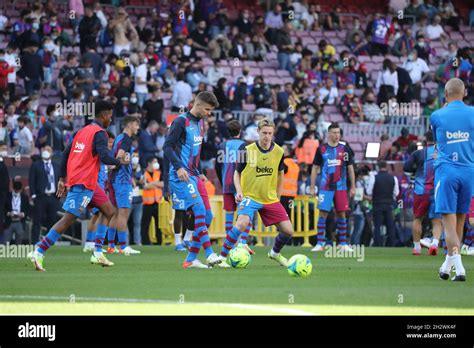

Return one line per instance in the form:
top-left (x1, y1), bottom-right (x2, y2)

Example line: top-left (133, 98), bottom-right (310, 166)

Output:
top-left (428, 194), bottom-right (441, 219)
top-left (317, 190), bottom-right (349, 212)
top-left (110, 183), bottom-right (133, 209)
top-left (63, 185), bottom-right (94, 217)
top-left (435, 165), bottom-right (474, 214)
top-left (237, 197), bottom-right (289, 227)
top-left (169, 176), bottom-right (203, 210)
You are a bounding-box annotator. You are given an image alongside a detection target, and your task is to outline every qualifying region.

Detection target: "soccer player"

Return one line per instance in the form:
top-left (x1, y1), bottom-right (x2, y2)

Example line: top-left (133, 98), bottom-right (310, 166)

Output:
top-left (431, 78), bottom-right (474, 281)
top-left (217, 118), bottom-right (293, 267)
top-left (106, 115), bottom-right (141, 255)
top-left (83, 131), bottom-right (115, 252)
top-left (403, 130), bottom-right (442, 256)
top-left (28, 100), bottom-right (129, 271)
top-left (309, 123), bottom-right (355, 252)
top-left (217, 119), bottom-right (254, 255)
top-left (163, 91), bottom-right (222, 269)
top-left (460, 196), bottom-right (474, 255)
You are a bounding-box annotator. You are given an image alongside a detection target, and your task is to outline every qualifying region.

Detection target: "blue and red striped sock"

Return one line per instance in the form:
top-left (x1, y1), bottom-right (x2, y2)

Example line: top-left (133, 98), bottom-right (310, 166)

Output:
top-left (240, 222), bottom-right (252, 245)
top-left (317, 216), bottom-right (326, 245)
top-left (86, 230), bottom-right (95, 243)
top-left (272, 232), bottom-right (291, 254)
top-left (118, 230), bottom-right (127, 250)
top-left (225, 211), bottom-right (234, 237)
top-left (221, 226), bottom-right (241, 257)
top-left (107, 227), bottom-right (116, 248)
top-left (464, 219), bottom-right (473, 247)
top-left (205, 209), bottom-right (213, 227)
top-left (95, 223), bottom-right (108, 253)
top-left (186, 206), bottom-right (214, 261)
top-left (337, 218), bottom-right (348, 245)
top-left (36, 229), bottom-right (61, 254)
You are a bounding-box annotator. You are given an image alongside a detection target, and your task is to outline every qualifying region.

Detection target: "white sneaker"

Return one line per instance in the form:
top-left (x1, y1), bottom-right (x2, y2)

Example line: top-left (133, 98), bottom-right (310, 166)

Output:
top-left (311, 244), bottom-right (325, 252)
top-left (461, 244), bottom-right (470, 255)
top-left (213, 255), bottom-right (231, 268)
top-left (183, 259), bottom-right (209, 269)
top-left (467, 247), bottom-right (474, 256)
top-left (28, 250), bottom-right (46, 272)
top-left (120, 246), bottom-right (141, 255)
top-left (420, 238), bottom-right (432, 249)
top-left (206, 253), bottom-right (222, 267)
top-left (338, 244), bottom-right (354, 252)
top-left (83, 242), bottom-right (95, 253)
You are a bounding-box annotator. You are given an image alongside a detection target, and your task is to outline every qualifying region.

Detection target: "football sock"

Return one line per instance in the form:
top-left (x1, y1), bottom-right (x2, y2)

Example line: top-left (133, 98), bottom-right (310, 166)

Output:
top-left (449, 254), bottom-right (465, 276)
top-left (221, 226), bottom-right (241, 258)
top-left (317, 216), bottom-right (326, 245)
top-left (107, 227), bottom-right (116, 249)
top-left (239, 222), bottom-right (252, 245)
top-left (272, 232), bottom-right (291, 254)
top-left (94, 223), bottom-right (108, 254)
top-left (440, 254), bottom-right (453, 273)
top-left (431, 239), bottom-right (439, 248)
top-left (186, 205), bottom-right (213, 261)
top-left (86, 230), bottom-right (95, 243)
top-left (225, 211), bottom-right (234, 238)
top-left (205, 209), bottom-right (213, 228)
top-left (174, 233), bottom-right (182, 245)
top-left (337, 218), bottom-right (348, 245)
top-left (184, 229), bottom-right (193, 242)
top-left (117, 230), bottom-right (127, 250)
top-left (464, 220), bottom-right (473, 247)
top-left (36, 229), bottom-right (61, 254)
top-left (414, 242), bottom-right (421, 251)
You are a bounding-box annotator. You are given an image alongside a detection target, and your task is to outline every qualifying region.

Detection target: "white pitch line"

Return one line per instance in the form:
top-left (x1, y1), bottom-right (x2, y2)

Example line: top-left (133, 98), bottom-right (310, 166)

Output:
top-left (0, 295), bottom-right (316, 316)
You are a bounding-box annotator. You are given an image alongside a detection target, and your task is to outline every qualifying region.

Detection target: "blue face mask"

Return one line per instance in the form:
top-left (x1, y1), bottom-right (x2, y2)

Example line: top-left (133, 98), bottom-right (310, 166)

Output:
top-left (32, 22), bottom-right (40, 30)
top-left (346, 89), bottom-right (353, 95)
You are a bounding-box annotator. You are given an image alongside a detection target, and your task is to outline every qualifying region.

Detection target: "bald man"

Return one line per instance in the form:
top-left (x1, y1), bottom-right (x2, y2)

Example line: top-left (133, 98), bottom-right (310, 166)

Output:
top-left (430, 78), bottom-right (474, 281)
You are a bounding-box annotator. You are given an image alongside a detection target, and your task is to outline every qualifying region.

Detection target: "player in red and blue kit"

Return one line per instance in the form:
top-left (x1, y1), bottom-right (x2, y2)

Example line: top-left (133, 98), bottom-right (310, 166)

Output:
top-left (310, 123), bottom-right (355, 252)
top-left (107, 116), bottom-right (141, 255)
top-left (404, 130), bottom-right (442, 256)
top-left (431, 78), bottom-right (474, 281)
top-left (163, 92), bottom-right (224, 269)
top-left (216, 119), bottom-right (254, 255)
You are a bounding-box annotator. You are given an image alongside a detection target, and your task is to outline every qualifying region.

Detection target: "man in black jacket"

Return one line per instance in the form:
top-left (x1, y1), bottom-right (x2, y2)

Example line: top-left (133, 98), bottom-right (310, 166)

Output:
top-left (0, 142), bottom-right (10, 237)
top-left (366, 160), bottom-right (400, 246)
top-left (3, 179), bottom-right (31, 244)
top-left (28, 146), bottom-right (61, 244)
top-left (78, 5), bottom-right (101, 54)
top-left (18, 42), bottom-right (43, 95)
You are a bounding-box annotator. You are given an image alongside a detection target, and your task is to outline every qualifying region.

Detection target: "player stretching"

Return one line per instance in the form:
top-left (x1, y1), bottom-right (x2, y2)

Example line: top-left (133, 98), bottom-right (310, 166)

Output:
top-left (217, 118), bottom-right (293, 267)
top-left (310, 123), bottom-right (355, 252)
top-left (404, 130), bottom-right (442, 256)
top-left (28, 100), bottom-right (128, 271)
top-left (106, 116), bottom-right (141, 255)
top-left (83, 131), bottom-right (115, 252)
top-left (431, 78), bottom-right (474, 281)
top-left (163, 91), bottom-right (222, 269)
top-left (217, 119), bottom-right (254, 255)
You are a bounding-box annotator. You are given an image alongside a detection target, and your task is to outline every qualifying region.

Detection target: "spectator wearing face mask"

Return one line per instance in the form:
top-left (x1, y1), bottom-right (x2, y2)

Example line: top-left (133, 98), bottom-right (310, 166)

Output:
top-left (28, 145), bottom-right (61, 244)
top-left (141, 156), bottom-right (163, 245)
top-left (402, 49), bottom-right (430, 101)
top-left (37, 105), bottom-right (64, 155)
top-left (340, 85), bottom-right (364, 124)
top-left (2, 179), bottom-right (31, 245)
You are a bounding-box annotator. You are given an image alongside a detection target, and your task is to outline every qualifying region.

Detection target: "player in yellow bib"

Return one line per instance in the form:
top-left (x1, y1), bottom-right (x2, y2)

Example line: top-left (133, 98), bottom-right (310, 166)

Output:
top-left (217, 118), bottom-right (294, 266)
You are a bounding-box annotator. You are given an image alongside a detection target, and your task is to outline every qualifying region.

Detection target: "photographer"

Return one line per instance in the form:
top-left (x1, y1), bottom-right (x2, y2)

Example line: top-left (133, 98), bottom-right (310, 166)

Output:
top-left (3, 178), bottom-right (31, 244)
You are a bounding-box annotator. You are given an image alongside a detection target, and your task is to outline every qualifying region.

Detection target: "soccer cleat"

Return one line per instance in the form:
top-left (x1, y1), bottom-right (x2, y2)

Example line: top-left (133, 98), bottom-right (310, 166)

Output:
top-left (83, 242), bottom-right (95, 253)
top-left (182, 259), bottom-right (209, 269)
top-left (90, 254), bottom-right (114, 267)
top-left (311, 244), bottom-right (325, 252)
top-left (267, 250), bottom-right (288, 267)
top-left (439, 271), bottom-right (450, 280)
top-left (118, 246), bottom-right (141, 255)
top-left (206, 253), bottom-right (222, 267)
top-left (467, 247), bottom-right (474, 256)
top-left (175, 244), bottom-right (187, 252)
top-left (237, 243), bottom-right (255, 255)
top-left (420, 237), bottom-right (432, 249)
top-left (212, 255), bottom-right (231, 268)
top-left (412, 248), bottom-right (421, 256)
top-left (338, 244), bottom-right (354, 252)
top-left (104, 246), bottom-right (118, 254)
top-left (460, 244), bottom-right (469, 255)
top-left (428, 246), bottom-right (438, 256)
top-left (28, 251), bottom-right (45, 272)
top-left (451, 274), bottom-right (466, 281)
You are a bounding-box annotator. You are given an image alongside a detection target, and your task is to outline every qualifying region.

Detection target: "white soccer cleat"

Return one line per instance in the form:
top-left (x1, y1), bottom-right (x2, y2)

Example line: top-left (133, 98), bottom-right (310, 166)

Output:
top-left (28, 251), bottom-right (46, 272)
top-left (119, 246), bottom-right (141, 255)
top-left (420, 238), bottom-right (432, 249)
top-left (83, 242), bottom-right (95, 253)
top-left (182, 259), bottom-right (209, 269)
top-left (467, 247), bottom-right (474, 256)
top-left (213, 255), bottom-right (231, 268)
top-left (338, 244), bottom-right (354, 252)
top-left (311, 244), bottom-right (325, 252)
top-left (206, 253), bottom-right (222, 267)
top-left (461, 244), bottom-right (471, 255)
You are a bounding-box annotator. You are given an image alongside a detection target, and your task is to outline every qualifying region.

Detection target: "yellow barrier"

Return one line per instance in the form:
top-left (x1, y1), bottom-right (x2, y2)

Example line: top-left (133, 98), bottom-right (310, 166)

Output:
top-left (149, 195), bottom-right (319, 247)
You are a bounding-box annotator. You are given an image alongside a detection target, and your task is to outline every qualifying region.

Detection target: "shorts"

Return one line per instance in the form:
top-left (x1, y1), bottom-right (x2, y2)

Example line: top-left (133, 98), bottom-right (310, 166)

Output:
top-left (223, 193), bottom-right (237, 211)
top-left (113, 42), bottom-right (131, 56)
top-left (109, 183), bottom-right (133, 209)
top-left (169, 176), bottom-right (203, 211)
top-left (197, 178), bottom-right (211, 210)
top-left (237, 197), bottom-right (289, 227)
top-left (434, 165), bottom-right (474, 214)
top-left (91, 182), bottom-right (107, 215)
top-left (317, 190), bottom-right (349, 213)
top-left (63, 185), bottom-right (94, 217)
top-left (428, 194), bottom-right (441, 219)
top-left (469, 196), bottom-right (474, 219)
top-left (414, 194), bottom-right (430, 218)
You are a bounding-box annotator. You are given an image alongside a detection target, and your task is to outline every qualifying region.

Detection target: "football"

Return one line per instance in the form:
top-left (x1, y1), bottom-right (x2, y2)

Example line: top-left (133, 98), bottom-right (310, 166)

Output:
top-left (229, 247), bottom-right (251, 268)
top-left (287, 254), bottom-right (312, 278)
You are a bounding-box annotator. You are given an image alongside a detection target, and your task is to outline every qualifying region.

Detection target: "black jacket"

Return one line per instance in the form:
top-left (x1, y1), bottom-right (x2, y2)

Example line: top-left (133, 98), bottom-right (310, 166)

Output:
top-left (28, 159), bottom-right (60, 197)
top-left (4, 192), bottom-right (31, 228)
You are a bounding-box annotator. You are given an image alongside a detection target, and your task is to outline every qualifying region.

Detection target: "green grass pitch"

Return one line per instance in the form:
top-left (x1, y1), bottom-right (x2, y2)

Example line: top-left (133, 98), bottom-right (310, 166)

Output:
top-left (0, 246), bottom-right (473, 315)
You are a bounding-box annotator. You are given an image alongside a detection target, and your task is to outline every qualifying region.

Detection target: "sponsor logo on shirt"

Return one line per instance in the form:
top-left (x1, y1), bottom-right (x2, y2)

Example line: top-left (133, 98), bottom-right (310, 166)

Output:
top-left (193, 134), bottom-right (203, 146)
top-left (73, 142), bottom-right (85, 153)
top-left (327, 159), bottom-right (341, 167)
top-left (446, 131), bottom-right (469, 144)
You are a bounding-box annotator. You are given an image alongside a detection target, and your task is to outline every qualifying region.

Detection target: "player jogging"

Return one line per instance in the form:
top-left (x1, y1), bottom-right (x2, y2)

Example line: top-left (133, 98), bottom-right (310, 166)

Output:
top-left (28, 100), bottom-right (129, 271)
top-left (83, 131), bottom-right (115, 252)
top-left (106, 115), bottom-right (141, 255)
top-left (217, 118), bottom-right (294, 267)
top-left (431, 78), bottom-right (474, 281)
top-left (217, 119), bottom-right (254, 255)
top-left (163, 91), bottom-right (223, 269)
top-left (403, 130), bottom-right (442, 256)
top-left (310, 122), bottom-right (355, 252)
